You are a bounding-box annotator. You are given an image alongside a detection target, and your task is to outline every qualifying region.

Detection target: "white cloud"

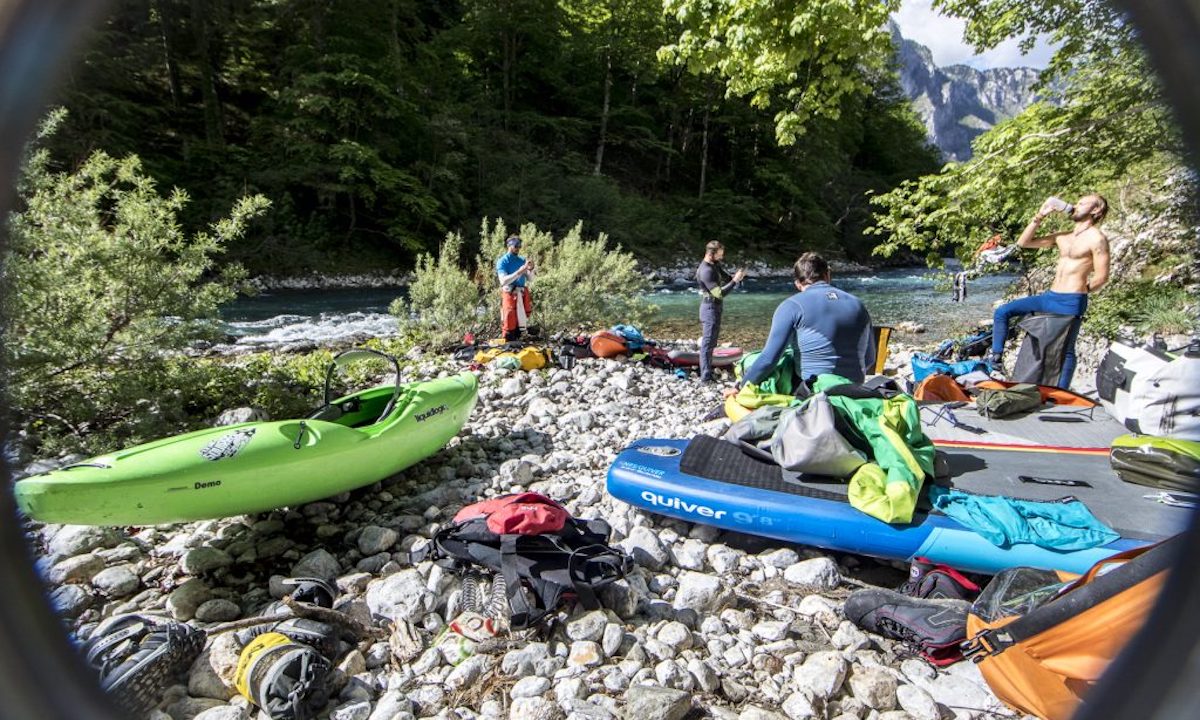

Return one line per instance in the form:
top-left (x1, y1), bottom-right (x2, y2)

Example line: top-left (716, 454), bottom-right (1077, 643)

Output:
top-left (893, 1), bottom-right (1057, 70)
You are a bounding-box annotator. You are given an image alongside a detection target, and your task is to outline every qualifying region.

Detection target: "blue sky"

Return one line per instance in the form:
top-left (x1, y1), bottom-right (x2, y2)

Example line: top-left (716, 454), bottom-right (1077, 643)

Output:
top-left (893, 1), bottom-right (1056, 70)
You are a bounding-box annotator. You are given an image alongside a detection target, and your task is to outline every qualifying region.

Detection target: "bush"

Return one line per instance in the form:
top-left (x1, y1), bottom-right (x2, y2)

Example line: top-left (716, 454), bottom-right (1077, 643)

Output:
top-left (4, 110), bottom-right (270, 454)
top-left (1086, 281), bottom-right (1197, 339)
top-left (391, 230), bottom-right (482, 342)
top-left (396, 217), bottom-right (655, 344)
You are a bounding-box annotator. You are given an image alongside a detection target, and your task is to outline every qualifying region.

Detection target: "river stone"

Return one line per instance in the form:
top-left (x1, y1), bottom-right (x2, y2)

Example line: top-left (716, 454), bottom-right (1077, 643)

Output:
top-left (92, 564), bottom-right (140, 597)
top-left (672, 571), bottom-right (724, 612)
top-left (329, 700), bottom-right (371, 720)
top-left (566, 609), bottom-right (608, 642)
top-left (365, 569), bottom-right (434, 623)
top-left (358, 525), bottom-right (399, 555)
top-left (501, 642), bottom-right (550, 676)
top-left (783, 557), bottom-right (841, 590)
top-left (623, 685), bottom-right (693, 720)
top-left (897, 684), bottom-right (943, 720)
top-left (760, 548), bottom-right (800, 569)
top-left (752, 620), bottom-right (789, 643)
top-left (290, 548), bottom-right (340, 580)
top-left (166, 697), bottom-right (226, 720)
top-left (193, 706), bottom-right (248, 720)
top-left (499, 377), bottom-right (525, 398)
top-left (831, 620), bottom-right (872, 651)
top-left (167, 578), bottom-right (212, 621)
top-left (445, 655), bottom-right (491, 690)
top-left (195, 598), bottom-right (241, 622)
top-left (510, 676), bottom-right (552, 698)
top-left (367, 690), bottom-right (414, 720)
top-left (849, 666), bottom-right (899, 711)
top-left (188, 633), bottom-right (242, 700)
top-left (657, 621), bottom-right (693, 652)
top-left (738, 708), bottom-right (788, 720)
top-left (598, 579), bottom-right (639, 619)
top-left (620, 526), bottom-right (670, 571)
top-left (781, 691), bottom-right (823, 720)
top-left (793, 651), bottom-right (847, 699)
top-left (182, 546), bottom-right (233, 575)
top-left (49, 525), bottom-right (120, 561)
top-left (673, 539), bottom-right (708, 570)
top-left (601, 623), bottom-right (625, 658)
top-left (567, 641), bottom-right (603, 667)
top-left (706, 545), bottom-right (741, 574)
top-left (51, 584), bottom-right (92, 618)
top-left (508, 697), bottom-right (562, 720)
top-left (687, 658), bottom-right (720, 694)
top-left (556, 677), bottom-right (588, 704)
top-left (48, 553), bottom-right (105, 584)
top-left (214, 407), bottom-right (266, 426)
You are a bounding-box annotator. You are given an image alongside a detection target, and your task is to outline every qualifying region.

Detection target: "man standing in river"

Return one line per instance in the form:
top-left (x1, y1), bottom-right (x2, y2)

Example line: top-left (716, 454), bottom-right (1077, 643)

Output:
top-left (988, 194), bottom-right (1110, 388)
top-left (696, 241), bottom-right (746, 382)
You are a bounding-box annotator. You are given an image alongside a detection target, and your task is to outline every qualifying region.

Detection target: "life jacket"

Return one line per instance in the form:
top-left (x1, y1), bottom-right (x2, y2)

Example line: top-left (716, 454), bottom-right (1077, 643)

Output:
top-left (962, 538), bottom-right (1175, 720)
top-left (409, 493), bottom-right (633, 629)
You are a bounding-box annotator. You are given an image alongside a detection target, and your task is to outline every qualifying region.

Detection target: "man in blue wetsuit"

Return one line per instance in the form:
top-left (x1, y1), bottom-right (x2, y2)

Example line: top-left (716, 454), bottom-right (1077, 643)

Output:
top-left (729, 252), bottom-right (875, 392)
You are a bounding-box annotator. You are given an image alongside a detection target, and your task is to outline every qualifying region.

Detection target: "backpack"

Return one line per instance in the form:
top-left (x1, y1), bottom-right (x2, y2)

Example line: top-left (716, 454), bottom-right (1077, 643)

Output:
top-left (411, 493), bottom-right (633, 629)
top-left (975, 383), bottom-right (1042, 419)
top-left (962, 538), bottom-right (1175, 720)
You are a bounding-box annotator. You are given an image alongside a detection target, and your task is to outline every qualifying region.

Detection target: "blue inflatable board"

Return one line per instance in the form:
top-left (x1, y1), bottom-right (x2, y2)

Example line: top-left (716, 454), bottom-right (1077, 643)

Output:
top-left (606, 436), bottom-right (1189, 575)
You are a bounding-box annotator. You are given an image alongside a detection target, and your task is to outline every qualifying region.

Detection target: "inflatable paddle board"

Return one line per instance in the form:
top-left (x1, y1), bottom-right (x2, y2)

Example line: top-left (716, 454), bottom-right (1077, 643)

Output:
top-left (607, 435), bottom-right (1188, 575)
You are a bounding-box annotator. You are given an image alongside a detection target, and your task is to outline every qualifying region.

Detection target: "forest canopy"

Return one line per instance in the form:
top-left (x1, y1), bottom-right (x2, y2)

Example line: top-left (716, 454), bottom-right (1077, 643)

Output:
top-left (41, 0), bottom-right (940, 275)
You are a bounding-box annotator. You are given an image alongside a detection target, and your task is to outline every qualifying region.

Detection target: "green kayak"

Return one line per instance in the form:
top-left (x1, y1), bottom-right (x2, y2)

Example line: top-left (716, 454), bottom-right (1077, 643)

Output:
top-left (15, 349), bottom-right (478, 526)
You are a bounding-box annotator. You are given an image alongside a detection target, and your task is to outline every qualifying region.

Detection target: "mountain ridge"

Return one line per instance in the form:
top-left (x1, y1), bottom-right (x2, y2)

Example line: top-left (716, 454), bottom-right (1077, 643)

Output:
top-left (890, 22), bottom-right (1042, 161)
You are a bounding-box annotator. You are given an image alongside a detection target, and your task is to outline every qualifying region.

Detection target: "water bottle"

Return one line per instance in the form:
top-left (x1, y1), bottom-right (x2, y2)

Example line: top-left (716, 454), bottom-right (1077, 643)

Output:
top-left (1046, 197), bottom-right (1074, 215)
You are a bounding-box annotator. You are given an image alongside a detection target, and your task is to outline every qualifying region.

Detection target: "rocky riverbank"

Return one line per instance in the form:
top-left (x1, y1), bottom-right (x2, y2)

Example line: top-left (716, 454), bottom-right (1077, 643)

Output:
top-left (23, 352), bottom-right (1013, 720)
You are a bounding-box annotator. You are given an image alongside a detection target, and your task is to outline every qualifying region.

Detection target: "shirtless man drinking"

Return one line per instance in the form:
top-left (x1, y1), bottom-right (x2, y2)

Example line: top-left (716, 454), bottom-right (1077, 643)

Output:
top-left (988, 194), bottom-right (1111, 388)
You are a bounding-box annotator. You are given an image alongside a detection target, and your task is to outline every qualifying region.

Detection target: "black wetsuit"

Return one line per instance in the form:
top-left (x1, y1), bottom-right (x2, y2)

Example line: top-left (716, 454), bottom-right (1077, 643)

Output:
top-left (696, 260), bottom-right (738, 380)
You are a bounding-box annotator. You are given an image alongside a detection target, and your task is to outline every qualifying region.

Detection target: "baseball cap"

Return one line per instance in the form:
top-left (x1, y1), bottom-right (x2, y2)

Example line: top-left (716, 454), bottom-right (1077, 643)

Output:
top-left (506, 236), bottom-right (522, 247)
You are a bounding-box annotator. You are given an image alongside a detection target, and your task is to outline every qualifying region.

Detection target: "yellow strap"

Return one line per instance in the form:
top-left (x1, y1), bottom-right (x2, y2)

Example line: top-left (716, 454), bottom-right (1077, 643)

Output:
top-left (234, 632), bottom-right (291, 699)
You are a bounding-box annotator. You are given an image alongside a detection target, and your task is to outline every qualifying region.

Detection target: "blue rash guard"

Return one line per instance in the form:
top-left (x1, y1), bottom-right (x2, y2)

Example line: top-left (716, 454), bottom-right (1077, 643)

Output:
top-left (496, 252), bottom-right (528, 288)
top-left (743, 281), bottom-right (876, 385)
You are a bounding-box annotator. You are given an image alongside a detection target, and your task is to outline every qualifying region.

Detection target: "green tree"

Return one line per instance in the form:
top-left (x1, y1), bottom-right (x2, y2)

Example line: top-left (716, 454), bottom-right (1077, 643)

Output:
top-left (4, 110), bottom-right (269, 441)
top-left (659, 0), bottom-right (900, 145)
top-left (869, 0), bottom-right (1180, 265)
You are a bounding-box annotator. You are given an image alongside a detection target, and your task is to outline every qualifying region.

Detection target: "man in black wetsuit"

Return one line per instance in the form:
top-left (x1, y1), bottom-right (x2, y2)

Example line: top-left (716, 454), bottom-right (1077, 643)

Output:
top-left (696, 240), bottom-right (745, 382)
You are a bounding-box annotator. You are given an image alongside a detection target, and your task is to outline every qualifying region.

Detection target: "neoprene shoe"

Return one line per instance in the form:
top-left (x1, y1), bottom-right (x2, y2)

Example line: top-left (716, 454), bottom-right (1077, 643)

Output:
top-left (83, 614), bottom-right (207, 716)
top-left (844, 588), bottom-right (970, 666)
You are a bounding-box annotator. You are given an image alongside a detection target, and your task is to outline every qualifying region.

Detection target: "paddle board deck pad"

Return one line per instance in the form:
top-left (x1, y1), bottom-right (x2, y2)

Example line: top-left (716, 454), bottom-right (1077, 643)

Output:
top-left (16, 373), bottom-right (478, 526)
top-left (607, 435), bottom-right (1188, 575)
top-left (919, 403), bottom-right (1128, 453)
top-left (668, 348), bottom-right (743, 368)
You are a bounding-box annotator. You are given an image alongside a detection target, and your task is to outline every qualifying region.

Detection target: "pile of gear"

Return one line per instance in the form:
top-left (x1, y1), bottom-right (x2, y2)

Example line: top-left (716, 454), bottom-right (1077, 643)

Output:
top-left (79, 493), bottom-right (632, 719)
top-left (847, 537), bottom-right (1176, 720)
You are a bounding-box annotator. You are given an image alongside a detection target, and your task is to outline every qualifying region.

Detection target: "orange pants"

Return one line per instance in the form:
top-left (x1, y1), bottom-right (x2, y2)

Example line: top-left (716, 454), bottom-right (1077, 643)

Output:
top-left (501, 288), bottom-right (532, 338)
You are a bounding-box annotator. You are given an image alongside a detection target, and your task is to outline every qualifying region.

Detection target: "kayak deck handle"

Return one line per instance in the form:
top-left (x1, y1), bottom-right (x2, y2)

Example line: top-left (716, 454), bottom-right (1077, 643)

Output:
top-left (293, 421), bottom-right (308, 450)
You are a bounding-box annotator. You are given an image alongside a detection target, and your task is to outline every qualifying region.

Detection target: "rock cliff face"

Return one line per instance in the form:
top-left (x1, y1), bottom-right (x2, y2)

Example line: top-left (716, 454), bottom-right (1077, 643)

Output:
top-left (890, 22), bottom-right (1041, 161)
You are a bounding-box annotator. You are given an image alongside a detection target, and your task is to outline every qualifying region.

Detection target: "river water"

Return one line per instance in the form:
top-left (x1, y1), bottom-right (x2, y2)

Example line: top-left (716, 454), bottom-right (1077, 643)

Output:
top-left (221, 268), bottom-right (1013, 348)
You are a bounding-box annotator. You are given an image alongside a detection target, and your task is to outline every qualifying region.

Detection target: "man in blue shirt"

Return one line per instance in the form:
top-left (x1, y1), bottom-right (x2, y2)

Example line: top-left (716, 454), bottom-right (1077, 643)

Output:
top-left (496, 235), bottom-right (534, 340)
top-left (731, 252), bottom-right (875, 392)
